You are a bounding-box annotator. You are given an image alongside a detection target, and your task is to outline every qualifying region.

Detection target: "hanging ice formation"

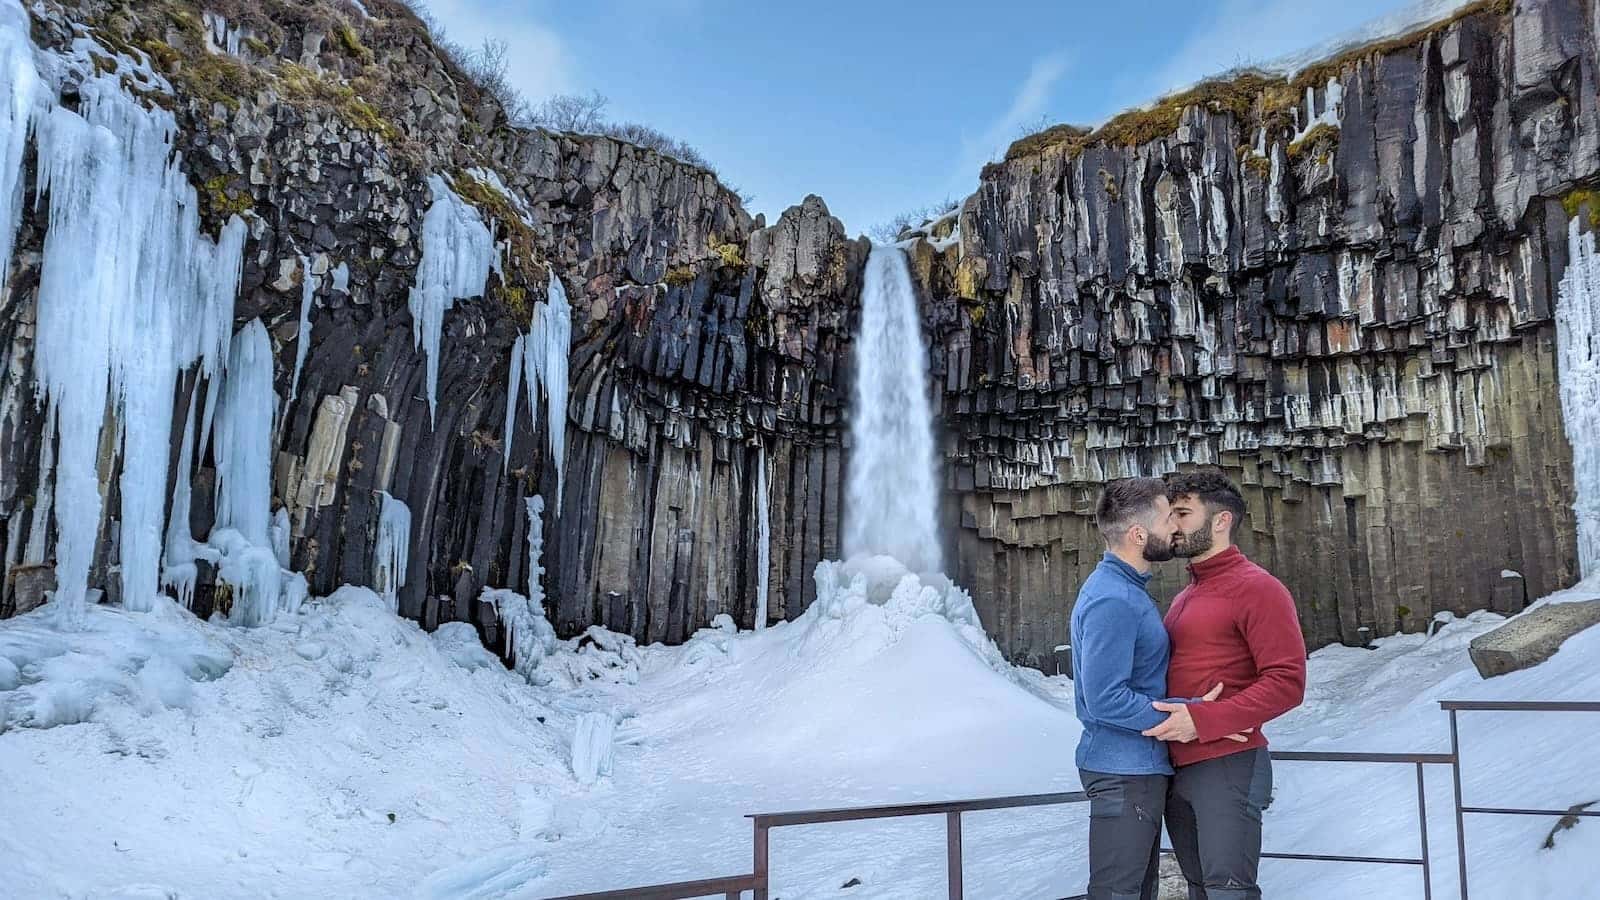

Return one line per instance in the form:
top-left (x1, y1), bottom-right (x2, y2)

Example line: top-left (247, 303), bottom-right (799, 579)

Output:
top-left (482, 495), bottom-right (558, 684)
top-left (373, 491), bottom-right (412, 613)
top-left (209, 321), bottom-right (287, 628)
top-left (0, 7), bottom-right (248, 624)
top-left (756, 446), bottom-right (771, 630)
top-left (288, 255), bottom-right (316, 403)
top-left (501, 272), bottom-right (572, 506)
top-left (1557, 217), bottom-right (1600, 578)
top-left (408, 174), bottom-right (495, 425)
top-left (501, 333), bottom-right (525, 474)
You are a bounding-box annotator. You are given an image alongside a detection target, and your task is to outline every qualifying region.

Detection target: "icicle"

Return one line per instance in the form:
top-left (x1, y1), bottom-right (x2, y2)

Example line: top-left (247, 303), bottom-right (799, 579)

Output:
top-left (270, 506), bottom-right (291, 569)
top-left (161, 388), bottom-right (200, 609)
top-left (288, 256), bottom-right (315, 403)
top-left (1557, 217), bottom-right (1600, 577)
top-left (279, 571), bottom-right (307, 617)
top-left (525, 494), bottom-right (545, 605)
top-left (501, 333), bottom-right (524, 473)
top-left (212, 321), bottom-right (276, 548)
top-left (215, 530), bottom-right (282, 628)
top-left (20, 23), bottom-right (245, 622)
top-left (0, 0), bottom-right (39, 278)
top-left (523, 272), bottom-right (571, 510)
top-left (479, 496), bottom-right (556, 683)
top-left (374, 491), bottom-right (411, 613)
top-left (756, 446), bottom-right (770, 630)
top-left (408, 174), bottom-right (494, 426)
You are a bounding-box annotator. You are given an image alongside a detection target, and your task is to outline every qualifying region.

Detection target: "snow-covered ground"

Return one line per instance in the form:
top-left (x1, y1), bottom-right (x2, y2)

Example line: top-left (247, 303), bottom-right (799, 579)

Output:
top-left (3, 563), bottom-right (1597, 899)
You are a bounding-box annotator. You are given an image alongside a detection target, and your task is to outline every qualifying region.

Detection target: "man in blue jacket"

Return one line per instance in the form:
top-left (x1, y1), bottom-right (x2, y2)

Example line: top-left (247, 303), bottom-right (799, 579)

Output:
top-left (1072, 478), bottom-right (1227, 900)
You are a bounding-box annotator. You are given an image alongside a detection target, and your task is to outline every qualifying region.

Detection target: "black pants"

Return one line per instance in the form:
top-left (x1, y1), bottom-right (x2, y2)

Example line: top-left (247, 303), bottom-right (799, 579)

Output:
top-left (1080, 769), bottom-right (1169, 900)
top-left (1165, 748), bottom-right (1274, 900)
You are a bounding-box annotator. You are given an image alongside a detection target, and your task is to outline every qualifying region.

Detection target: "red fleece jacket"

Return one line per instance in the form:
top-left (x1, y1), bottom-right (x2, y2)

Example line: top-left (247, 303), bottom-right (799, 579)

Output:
top-left (1164, 545), bottom-right (1307, 767)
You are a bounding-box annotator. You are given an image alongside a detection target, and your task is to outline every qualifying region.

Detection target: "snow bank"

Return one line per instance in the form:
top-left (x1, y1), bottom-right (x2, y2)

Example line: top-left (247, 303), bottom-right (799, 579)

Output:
top-left (431, 621), bottom-right (500, 671)
top-left (0, 603), bottom-right (231, 733)
top-left (2, 583), bottom-right (570, 897)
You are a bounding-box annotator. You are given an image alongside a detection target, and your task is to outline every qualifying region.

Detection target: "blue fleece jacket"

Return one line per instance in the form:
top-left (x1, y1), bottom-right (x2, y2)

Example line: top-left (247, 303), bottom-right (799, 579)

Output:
top-left (1070, 552), bottom-right (1173, 776)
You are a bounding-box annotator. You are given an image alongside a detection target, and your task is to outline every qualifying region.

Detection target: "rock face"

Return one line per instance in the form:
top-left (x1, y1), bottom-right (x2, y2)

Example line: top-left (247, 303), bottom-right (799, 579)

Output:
top-left (904, 0), bottom-right (1598, 663)
top-left (0, 0), bottom-right (865, 648)
top-left (0, 0), bottom-right (1596, 669)
top-left (1468, 599), bottom-right (1600, 677)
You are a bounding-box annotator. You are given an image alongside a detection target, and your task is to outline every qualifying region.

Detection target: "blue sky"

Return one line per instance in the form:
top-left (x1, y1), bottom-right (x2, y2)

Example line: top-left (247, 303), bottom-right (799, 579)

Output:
top-left (424, 0), bottom-right (1444, 236)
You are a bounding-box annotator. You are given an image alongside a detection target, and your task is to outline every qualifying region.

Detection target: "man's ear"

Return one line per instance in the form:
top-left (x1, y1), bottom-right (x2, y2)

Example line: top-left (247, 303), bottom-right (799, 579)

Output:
top-left (1215, 510), bottom-right (1233, 536)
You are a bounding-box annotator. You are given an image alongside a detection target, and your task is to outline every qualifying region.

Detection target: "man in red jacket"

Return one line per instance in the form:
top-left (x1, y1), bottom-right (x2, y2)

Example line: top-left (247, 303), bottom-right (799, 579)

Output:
top-left (1142, 471), bottom-right (1307, 900)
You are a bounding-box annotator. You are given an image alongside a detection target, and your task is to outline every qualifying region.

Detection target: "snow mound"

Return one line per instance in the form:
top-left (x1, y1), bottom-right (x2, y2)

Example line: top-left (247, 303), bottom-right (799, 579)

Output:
top-left (431, 621), bottom-right (500, 671)
top-left (0, 602), bottom-right (232, 733)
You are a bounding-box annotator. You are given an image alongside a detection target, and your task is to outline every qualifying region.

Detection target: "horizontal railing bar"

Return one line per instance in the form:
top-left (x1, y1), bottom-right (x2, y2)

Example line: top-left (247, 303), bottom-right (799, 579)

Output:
top-left (746, 750), bottom-right (1458, 827)
top-left (543, 874), bottom-right (759, 900)
top-left (1261, 851), bottom-right (1426, 866)
top-left (1270, 751), bottom-right (1456, 764)
top-left (1461, 806), bottom-right (1600, 818)
top-left (749, 791), bottom-right (1087, 826)
top-left (1438, 700), bottom-right (1600, 712)
top-left (1162, 847), bottom-right (1424, 866)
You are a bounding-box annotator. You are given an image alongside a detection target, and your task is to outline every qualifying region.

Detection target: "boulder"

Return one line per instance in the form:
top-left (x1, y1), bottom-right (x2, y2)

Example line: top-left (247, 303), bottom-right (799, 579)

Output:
top-left (1468, 600), bottom-right (1600, 678)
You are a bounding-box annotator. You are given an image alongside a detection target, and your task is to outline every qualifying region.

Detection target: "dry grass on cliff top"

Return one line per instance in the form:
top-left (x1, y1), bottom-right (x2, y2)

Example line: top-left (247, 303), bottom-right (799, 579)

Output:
top-left (1000, 0), bottom-right (1512, 166)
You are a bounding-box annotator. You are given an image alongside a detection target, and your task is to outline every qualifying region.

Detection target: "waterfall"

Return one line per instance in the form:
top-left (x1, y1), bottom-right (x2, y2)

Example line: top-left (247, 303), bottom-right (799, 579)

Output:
top-left (844, 246), bottom-right (943, 574)
top-left (1558, 217), bottom-right (1600, 577)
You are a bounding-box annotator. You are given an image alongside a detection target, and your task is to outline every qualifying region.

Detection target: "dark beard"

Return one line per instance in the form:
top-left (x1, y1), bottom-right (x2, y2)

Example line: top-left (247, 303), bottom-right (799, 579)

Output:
top-left (1142, 533), bottom-right (1176, 563)
top-left (1173, 516), bottom-right (1216, 558)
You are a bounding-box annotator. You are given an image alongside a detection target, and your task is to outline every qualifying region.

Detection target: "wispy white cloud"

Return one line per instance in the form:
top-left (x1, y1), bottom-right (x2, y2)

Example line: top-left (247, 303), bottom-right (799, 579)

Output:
top-left (421, 0), bottom-right (576, 101)
top-left (960, 52), bottom-right (1073, 169)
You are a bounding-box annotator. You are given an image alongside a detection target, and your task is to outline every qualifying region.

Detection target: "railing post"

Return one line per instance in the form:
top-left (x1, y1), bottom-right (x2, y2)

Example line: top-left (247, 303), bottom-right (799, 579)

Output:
top-left (1415, 761), bottom-right (1432, 900)
top-left (1448, 708), bottom-right (1468, 900)
top-left (753, 817), bottom-right (770, 900)
top-left (947, 811), bottom-right (964, 900)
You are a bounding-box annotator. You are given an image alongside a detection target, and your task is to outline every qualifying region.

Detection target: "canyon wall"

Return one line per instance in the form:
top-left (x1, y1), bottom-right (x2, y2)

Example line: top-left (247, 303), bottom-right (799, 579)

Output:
top-left (1, 0), bottom-right (1597, 668)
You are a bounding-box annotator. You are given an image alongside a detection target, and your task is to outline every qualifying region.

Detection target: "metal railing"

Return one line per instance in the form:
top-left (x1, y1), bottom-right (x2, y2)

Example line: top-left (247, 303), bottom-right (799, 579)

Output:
top-left (1441, 700), bottom-right (1600, 900)
top-left (545, 700), bottom-right (1600, 900)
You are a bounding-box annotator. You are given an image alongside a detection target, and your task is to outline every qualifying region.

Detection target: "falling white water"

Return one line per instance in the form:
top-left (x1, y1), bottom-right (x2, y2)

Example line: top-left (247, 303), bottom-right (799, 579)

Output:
top-left (408, 174), bottom-right (495, 426)
top-left (374, 491), bottom-right (412, 613)
top-left (288, 256), bottom-right (316, 403)
top-left (11, 17), bottom-right (246, 623)
top-left (755, 446), bottom-right (771, 630)
top-left (844, 247), bottom-right (943, 574)
top-left (1557, 217), bottom-right (1600, 577)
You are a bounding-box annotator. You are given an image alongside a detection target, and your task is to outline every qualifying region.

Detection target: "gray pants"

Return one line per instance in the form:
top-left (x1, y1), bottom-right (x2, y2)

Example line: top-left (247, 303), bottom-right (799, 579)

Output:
top-left (1080, 769), bottom-right (1169, 900)
top-left (1165, 748), bottom-right (1274, 900)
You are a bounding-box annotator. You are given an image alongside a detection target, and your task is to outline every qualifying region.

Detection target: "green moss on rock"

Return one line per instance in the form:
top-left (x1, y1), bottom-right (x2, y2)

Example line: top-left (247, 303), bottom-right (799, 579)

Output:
top-left (1562, 188), bottom-right (1600, 227)
top-left (1002, 0), bottom-right (1513, 166)
top-left (1287, 123), bottom-right (1339, 160)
